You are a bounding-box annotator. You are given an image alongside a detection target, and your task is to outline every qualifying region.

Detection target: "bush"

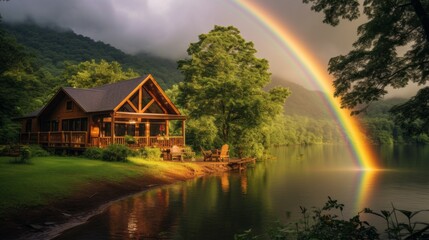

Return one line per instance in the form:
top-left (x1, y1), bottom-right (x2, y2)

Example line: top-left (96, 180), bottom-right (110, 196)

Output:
top-left (19, 146), bottom-right (32, 163)
top-left (102, 144), bottom-right (129, 162)
top-left (138, 147), bottom-right (162, 160)
top-left (83, 147), bottom-right (104, 160)
top-left (124, 135), bottom-right (136, 144)
top-left (28, 145), bottom-right (50, 157)
top-left (7, 145), bottom-right (31, 164)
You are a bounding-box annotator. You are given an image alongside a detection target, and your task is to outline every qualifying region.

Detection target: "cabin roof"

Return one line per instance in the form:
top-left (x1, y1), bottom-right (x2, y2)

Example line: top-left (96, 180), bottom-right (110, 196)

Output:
top-left (63, 76), bottom-right (146, 112)
top-left (21, 75), bottom-right (181, 118)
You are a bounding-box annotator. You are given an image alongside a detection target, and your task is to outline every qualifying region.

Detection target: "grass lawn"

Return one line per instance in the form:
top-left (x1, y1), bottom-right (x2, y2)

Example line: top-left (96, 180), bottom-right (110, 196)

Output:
top-left (0, 156), bottom-right (205, 216)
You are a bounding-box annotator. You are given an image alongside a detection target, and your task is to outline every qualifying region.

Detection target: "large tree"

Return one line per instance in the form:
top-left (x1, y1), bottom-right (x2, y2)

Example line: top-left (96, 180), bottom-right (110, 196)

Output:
top-left (177, 25), bottom-right (290, 157)
top-left (303, 0), bottom-right (429, 134)
top-left (64, 59), bottom-right (139, 88)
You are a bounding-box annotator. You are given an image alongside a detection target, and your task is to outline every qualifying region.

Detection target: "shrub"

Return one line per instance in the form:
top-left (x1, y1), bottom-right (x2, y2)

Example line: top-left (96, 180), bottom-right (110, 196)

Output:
top-left (8, 145), bottom-right (31, 164)
top-left (124, 135), bottom-right (136, 144)
top-left (83, 147), bottom-right (103, 160)
top-left (19, 146), bottom-right (32, 163)
top-left (102, 144), bottom-right (129, 162)
top-left (139, 147), bottom-right (162, 160)
top-left (28, 145), bottom-right (50, 157)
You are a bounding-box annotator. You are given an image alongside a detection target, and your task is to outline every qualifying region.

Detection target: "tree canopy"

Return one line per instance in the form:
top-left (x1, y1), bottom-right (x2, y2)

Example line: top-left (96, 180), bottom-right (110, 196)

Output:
top-left (177, 25), bottom-right (290, 157)
top-left (303, 0), bottom-right (429, 134)
top-left (64, 59), bottom-right (139, 88)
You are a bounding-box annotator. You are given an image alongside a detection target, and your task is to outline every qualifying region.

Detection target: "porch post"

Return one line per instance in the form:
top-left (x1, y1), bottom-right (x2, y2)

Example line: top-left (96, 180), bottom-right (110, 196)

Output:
top-left (145, 121), bottom-right (150, 146)
top-left (182, 120), bottom-right (186, 146)
top-left (165, 120), bottom-right (169, 136)
top-left (111, 112), bottom-right (115, 145)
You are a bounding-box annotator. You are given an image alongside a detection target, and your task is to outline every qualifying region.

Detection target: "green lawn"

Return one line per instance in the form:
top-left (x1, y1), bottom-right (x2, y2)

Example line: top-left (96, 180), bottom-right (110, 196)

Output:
top-left (0, 156), bottom-right (203, 216)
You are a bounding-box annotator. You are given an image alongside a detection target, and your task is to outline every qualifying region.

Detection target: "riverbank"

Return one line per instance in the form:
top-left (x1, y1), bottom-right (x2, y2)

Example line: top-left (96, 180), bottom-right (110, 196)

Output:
top-left (0, 156), bottom-right (230, 240)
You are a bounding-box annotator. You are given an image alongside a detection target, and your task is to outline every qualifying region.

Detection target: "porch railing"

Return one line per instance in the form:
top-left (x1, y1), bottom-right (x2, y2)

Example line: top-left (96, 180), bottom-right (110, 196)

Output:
top-left (98, 136), bottom-right (184, 148)
top-left (20, 132), bottom-right (184, 149)
top-left (20, 131), bottom-right (88, 148)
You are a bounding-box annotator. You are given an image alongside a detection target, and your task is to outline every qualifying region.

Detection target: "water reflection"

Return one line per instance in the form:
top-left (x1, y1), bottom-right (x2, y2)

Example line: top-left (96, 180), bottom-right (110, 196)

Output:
top-left (56, 145), bottom-right (429, 240)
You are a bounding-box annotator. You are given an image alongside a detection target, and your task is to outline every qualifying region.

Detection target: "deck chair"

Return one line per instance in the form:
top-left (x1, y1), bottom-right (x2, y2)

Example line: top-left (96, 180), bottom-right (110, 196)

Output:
top-left (200, 146), bottom-right (212, 161)
top-left (170, 145), bottom-right (183, 161)
top-left (211, 144), bottom-right (229, 162)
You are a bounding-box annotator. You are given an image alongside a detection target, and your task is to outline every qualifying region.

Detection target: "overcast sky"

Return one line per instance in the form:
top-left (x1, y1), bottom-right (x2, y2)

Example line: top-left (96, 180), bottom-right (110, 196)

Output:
top-left (0, 0), bottom-right (416, 96)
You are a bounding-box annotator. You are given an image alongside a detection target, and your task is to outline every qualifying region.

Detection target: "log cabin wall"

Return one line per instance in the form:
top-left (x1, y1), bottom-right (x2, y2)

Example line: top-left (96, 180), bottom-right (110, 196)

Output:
top-left (40, 95), bottom-right (88, 132)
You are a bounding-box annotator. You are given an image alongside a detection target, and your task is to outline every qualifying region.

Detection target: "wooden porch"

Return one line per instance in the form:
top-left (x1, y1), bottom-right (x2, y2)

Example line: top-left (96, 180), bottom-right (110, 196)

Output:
top-left (19, 131), bottom-right (184, 149)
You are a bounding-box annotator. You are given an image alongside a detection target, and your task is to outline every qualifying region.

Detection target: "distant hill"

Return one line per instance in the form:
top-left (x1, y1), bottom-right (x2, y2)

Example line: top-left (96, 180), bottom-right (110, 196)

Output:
top-left (2, 22), bottom-right (183, 88)
top-left (268, 76), bottom-right (331, 119)
top-left (362, 98), bottom-right (408, 117)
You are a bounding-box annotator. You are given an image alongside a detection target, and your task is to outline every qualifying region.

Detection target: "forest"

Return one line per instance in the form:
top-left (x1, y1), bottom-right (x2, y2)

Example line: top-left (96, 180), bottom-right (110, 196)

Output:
top-left (1, 21), bottom-right (427, 146)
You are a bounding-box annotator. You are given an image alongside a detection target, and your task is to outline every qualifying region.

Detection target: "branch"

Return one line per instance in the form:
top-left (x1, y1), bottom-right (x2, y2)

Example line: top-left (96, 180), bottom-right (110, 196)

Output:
top-left (410, 0), bottom-right (429, 42)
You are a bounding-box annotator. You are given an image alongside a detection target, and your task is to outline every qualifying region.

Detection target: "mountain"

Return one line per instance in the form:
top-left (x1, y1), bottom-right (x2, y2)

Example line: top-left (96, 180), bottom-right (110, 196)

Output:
top-left (361, 98), bottom-right (407, 117)
top-left (268, 76), bottom-right (331, 119)
top-left (2, 22), bottom-right (183, 88)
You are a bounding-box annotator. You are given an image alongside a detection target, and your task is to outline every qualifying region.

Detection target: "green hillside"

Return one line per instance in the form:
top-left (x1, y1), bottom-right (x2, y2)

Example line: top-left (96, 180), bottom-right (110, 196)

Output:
top-left (2, 22), bottom-right (183, 88)
top-left (268, 76), bottom-right (330, 119)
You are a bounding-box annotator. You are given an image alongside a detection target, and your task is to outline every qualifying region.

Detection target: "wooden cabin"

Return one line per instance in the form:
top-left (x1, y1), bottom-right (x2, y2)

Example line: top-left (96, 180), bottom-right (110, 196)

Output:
top-left (17, 75), bottom-right (186, 149)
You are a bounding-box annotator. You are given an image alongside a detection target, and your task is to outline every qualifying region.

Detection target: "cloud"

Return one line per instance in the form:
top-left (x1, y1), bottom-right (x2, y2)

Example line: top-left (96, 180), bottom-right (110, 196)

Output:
top-left (0, 0), bottom-right (235, 59)
top-left (0, 0), bottom-right (420, 96)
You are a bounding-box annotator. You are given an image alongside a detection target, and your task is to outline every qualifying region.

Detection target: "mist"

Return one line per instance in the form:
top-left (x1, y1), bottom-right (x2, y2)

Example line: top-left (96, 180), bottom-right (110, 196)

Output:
top-left (0, 0), bottom-right (422, 97)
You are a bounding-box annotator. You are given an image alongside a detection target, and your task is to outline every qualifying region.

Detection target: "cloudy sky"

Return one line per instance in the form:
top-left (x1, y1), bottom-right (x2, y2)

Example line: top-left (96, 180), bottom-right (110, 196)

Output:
top-left (0, 0), bottom-right (415, 96)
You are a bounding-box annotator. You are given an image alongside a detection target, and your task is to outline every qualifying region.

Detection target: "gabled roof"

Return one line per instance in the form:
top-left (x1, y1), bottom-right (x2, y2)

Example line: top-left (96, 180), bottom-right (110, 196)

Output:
top-left (25, 75), bottom-right (181, 118)
top-left (64, 76), bottom-right (146, 112)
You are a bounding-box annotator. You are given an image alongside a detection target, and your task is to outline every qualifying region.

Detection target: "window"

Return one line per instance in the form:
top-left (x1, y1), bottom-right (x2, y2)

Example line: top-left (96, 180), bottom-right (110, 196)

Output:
top-left (138, 124), bottom-right (146, 136)
top-left (62, 118), bottom-right (88, 131)
top-left (25, 119), bottom-right (32, 133)
top-left (114, 123), bottom-right (136, 136)
top-left (41, 121), bottom-right (51, 131)
top-left (103, 122), bottom-right (111, 137)
top-left (52, 120), bottom-right (59, 132)
top-left (66, 101), bottom-right (73, 111)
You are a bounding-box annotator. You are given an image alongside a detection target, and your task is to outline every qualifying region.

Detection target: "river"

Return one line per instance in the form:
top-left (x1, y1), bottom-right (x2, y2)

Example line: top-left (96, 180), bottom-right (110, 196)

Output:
top-left (55, 145), bottom-right (429, 239)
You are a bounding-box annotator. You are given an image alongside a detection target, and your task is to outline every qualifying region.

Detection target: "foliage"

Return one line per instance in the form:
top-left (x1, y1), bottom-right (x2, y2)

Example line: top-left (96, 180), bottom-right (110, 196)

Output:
top-left (138, 147), bottom-right (162, 160)
top-left (17, 146), bottom-right (31, 164)
top-left (101, 144), bottom-right (129, 162)
top-left (2, 22), bottom-right (183, 88)
top-left (177, 25), bottom-right (290, 156)
top-left (270, 115), bottom-right (343, 146)
top-left (302, 0), bottom-right (429, 134)
top-left (0, 19), bottom-right (46, 144)
top-left (236, 197), bottom-right (429, 239)
top-left (124, 135), bottom-right (136, 144)
top-left (64, 59), bottom-right (139, 88)
top-left (364, 205), bottom-right (429, 239)
top-left (390, 87), bottom-right (429, 135)
top-left (295, 197), bottom-right (379, 240)
top-left (83, 147), bottom-right (104, 160)
top-left (186, 116), bottom-right (219, 149)
top-left (27, 145), bottom-right (50, 157)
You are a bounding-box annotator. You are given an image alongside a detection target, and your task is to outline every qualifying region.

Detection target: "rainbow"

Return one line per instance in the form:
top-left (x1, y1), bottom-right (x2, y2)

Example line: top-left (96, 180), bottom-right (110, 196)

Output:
top-left (231, 0), bottom-right (379, 170)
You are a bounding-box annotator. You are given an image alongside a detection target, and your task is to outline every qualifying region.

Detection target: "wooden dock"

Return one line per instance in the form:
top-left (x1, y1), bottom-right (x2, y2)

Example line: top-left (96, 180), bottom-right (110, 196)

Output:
top-left (194, 158), bottom-right (256, 171)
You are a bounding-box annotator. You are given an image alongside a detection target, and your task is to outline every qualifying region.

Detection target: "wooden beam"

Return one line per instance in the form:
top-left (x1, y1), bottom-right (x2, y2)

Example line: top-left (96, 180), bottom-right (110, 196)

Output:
top-left (141, 99), bottom-right (155, 113)
top-left (127, 99), bottom-right (139, 112)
